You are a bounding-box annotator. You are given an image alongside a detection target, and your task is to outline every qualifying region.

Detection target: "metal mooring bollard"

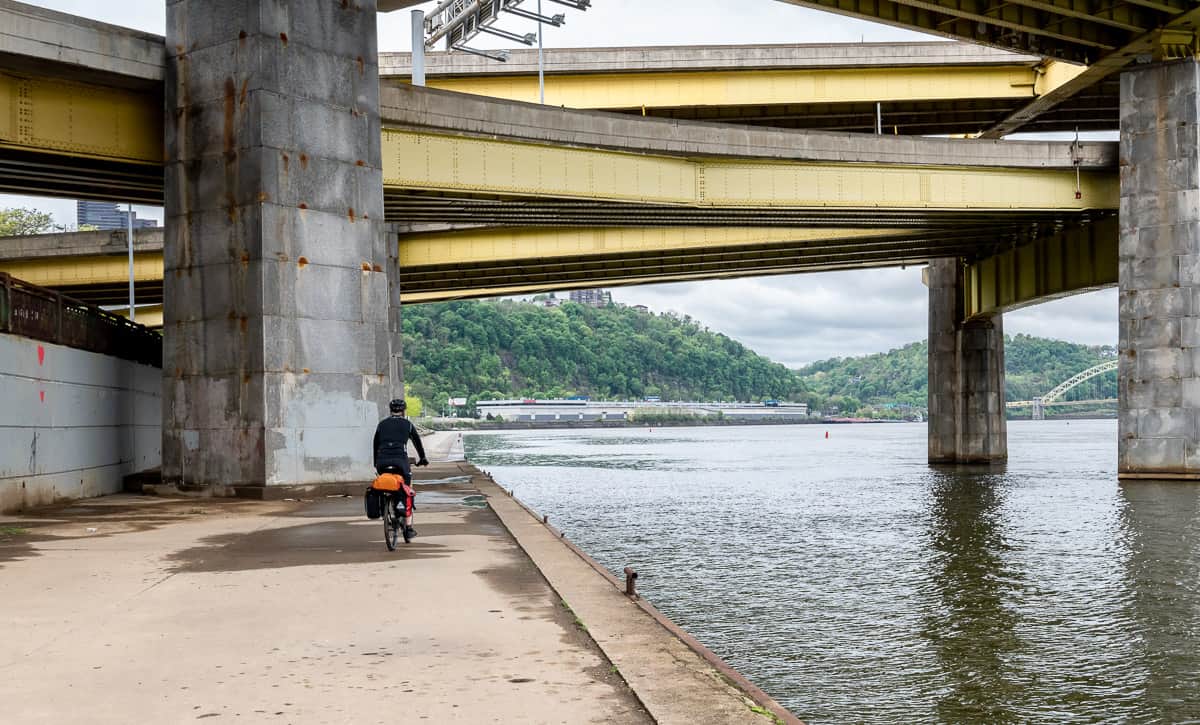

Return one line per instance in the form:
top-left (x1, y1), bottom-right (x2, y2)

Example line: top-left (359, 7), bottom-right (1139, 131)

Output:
top-left (624, 567), bottom-right (639, 598)
top-left (542, 514), bottom-right (549, 524)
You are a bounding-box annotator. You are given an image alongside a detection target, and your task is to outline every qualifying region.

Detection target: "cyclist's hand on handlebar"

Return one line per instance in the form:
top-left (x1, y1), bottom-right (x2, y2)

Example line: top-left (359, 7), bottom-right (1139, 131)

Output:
top-left (418, 458), bottom-right (429, 467)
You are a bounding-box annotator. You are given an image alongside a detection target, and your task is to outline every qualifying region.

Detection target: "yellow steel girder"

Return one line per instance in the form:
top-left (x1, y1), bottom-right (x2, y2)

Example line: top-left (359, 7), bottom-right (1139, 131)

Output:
top-left (383, 129), bottom-right (1118, 210)
top-left (115, 304), bottom-right (164, 328)
top-left (398, 225), bottom-right (907, 267)
top-left (963, 216), bottom-right (1117, 319)
top-left (0, 71), bottom-right (163, 164)
top-left (421, 65), bottom-right (1041, 110)
top-left (398, 258), bottom-right (926, 304)
top-left (0, 253), bottom-right (164, 287)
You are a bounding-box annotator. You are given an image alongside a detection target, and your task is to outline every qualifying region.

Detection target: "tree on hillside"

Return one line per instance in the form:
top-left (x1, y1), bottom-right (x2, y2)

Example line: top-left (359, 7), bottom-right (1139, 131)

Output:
top-left (0, 208), bottom-right (54, 237)
top-left (401, 298), bottom-right (807, 403)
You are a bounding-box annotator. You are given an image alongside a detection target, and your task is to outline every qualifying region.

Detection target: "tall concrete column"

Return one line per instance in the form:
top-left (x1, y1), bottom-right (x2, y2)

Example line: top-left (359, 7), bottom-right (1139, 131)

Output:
top-left (928, 258), bottom-right (1007, 464)
top-left (1119, 59), bottom-right (1200, 479)
top-left (163, 0), bottom-right (393, 493)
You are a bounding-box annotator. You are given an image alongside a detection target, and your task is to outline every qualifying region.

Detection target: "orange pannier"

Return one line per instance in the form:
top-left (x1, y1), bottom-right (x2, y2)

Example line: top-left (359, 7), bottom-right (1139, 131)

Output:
top-left (372, 473), bottom-right (404, 491)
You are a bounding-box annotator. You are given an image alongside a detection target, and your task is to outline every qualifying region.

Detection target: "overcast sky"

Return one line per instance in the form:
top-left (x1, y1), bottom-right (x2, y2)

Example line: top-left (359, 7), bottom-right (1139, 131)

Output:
top-left (3, 0), bottom-right (1117, 367)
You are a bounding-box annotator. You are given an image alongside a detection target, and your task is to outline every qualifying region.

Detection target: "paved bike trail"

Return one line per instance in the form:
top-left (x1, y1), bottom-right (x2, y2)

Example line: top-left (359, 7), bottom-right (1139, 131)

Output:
top-left (0, 471), bottom-right (650, 723)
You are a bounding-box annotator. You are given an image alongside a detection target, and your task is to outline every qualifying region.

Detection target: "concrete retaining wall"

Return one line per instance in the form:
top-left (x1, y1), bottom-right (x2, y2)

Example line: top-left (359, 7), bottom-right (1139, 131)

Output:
top-left (0, 332), bottom-right (160, 513)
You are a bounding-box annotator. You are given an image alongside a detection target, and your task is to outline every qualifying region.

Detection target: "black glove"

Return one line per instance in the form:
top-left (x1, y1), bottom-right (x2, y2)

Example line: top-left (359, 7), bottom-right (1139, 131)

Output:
top-left (417, 458), bottom-right (429, 467)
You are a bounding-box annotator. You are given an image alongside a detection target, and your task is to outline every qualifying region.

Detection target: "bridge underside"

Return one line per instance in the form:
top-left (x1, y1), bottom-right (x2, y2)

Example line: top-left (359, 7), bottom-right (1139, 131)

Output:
top-left (775, 0), bottom-right (1200, 137)
top-left (623, 87), bottom-right (1119, 135)
top-left (3, 211), bottom-right (1117, 307)
top-left (395, 56), bottom-right (1120, 136)
top-left (1, 72), bottom-right (1120, 305)
top-left (390, 213), bottom-right (1113, 302)
top-left (8, 0), bottom-right (1196, 485)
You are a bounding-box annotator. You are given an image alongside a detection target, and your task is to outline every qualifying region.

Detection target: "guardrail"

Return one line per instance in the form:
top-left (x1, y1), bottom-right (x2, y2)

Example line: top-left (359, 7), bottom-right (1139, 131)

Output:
top-left (0, 272), bottom-right (161, 368)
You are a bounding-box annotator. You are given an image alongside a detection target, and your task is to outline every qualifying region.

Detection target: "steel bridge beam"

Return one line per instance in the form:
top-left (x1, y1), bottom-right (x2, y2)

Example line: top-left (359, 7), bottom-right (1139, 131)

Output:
top-left (412, 65), bottom-right (1044, 110)
top-left (381, 128), bottom-right (1117, 211)
top-left (962, 215), bottom-right (1117, 319)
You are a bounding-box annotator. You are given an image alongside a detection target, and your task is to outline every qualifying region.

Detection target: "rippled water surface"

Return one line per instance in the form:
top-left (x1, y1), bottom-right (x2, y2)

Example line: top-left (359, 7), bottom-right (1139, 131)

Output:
top-left (466, 421), bottom-right (1200, 723)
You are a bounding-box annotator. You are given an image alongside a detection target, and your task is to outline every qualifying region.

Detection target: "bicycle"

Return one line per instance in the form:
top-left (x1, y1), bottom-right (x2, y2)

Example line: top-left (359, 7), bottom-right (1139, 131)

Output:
top-left (380, 491), bottom-right (410, 550)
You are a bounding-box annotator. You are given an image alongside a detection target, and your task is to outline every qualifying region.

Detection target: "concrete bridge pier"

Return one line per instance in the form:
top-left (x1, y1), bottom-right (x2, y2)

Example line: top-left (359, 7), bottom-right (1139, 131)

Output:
top-left (162, 0), bottom-right (394, 494)
top-left (927, 259), bottom-right (1008, 464)
top-left (1118, 58), bottom-right (1200, 479)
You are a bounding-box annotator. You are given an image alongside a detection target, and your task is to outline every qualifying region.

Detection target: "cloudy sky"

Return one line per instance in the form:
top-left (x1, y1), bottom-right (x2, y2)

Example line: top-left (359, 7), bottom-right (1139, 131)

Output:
top-left (3, 0), bottom-right (1117, 367)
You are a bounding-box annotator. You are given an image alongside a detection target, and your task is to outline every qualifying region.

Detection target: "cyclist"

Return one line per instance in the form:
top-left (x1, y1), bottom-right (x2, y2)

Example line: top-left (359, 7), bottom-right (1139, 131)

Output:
top-left (373, 399), bottom-right (428, 539)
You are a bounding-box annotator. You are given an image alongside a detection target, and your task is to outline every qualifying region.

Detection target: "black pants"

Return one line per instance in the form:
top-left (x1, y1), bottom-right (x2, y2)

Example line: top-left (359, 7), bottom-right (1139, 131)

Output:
top-left (376, 461), bottom-right (413, 516)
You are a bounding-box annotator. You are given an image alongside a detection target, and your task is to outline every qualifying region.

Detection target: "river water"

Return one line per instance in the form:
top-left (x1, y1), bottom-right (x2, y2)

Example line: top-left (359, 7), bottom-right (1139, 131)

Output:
top-left (464, 420), bottom-right (1200, 724)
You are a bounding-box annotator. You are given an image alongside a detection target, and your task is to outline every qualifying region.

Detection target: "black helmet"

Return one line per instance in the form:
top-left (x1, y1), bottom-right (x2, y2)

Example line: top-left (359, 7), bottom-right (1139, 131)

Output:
top-left (389, 399), bottom-right (407, 414)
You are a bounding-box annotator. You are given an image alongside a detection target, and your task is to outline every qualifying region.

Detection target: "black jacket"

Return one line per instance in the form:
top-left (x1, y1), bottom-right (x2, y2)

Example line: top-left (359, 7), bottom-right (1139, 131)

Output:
top-left (373, 416), bottom-right (426, 470)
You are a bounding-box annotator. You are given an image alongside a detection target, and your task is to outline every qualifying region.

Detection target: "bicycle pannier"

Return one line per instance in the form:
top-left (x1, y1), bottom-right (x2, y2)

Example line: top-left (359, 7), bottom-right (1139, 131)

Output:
top-left (364, 488), bottom-right (382, 519)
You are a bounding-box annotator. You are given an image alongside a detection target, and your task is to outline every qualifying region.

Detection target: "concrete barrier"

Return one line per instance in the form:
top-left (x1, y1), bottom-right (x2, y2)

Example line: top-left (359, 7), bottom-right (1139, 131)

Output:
top-left (0, 332), bottom-right (160, 512)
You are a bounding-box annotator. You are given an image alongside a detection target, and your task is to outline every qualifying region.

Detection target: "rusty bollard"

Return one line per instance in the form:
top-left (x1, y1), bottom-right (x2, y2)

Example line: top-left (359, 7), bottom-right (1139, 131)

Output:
top-left (624, 567), bottom-right (638, 598)
top-left (542, 514), bottom-right (549, 524)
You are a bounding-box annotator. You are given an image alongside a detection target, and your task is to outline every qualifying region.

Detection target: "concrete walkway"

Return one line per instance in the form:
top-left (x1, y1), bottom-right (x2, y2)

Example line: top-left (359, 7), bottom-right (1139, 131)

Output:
top-left (0, 471), bottom-right (649, 723)
top-left (1, 435), bottom-right (794, 724)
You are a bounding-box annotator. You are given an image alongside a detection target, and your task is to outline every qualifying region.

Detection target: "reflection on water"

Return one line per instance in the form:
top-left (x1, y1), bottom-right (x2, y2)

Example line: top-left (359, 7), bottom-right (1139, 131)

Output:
top-left (1120, 482), bottom-right (1200, 723)
top-left (466, 422), bottom-right (1200, 723)
top-left (922, 470), bottom-right (1025, 724)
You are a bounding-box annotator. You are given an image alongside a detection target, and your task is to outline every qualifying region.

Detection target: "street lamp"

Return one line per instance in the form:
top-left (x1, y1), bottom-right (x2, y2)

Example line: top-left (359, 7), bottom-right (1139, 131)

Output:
top-left (415, 0), bottom-right (590, 103)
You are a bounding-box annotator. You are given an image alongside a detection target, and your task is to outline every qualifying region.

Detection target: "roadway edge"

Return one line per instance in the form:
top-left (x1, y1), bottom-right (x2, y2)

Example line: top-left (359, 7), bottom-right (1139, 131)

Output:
top-left (462, 462), bottom-right (803, 725)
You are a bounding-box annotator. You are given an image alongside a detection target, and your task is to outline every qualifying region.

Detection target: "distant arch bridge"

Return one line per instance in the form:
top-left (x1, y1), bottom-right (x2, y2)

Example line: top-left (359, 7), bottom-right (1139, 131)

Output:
top-left (1006, 360), bottom-right (1118, 420)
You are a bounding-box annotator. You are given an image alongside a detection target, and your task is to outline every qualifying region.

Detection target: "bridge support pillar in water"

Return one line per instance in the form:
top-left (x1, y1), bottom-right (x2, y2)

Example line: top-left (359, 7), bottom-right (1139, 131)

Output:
top-left (161, 0), bottom-right (397, 493)
top-left (927, 258), bottom-right (1008, 464)
top-left (1118, 59), bottom-right (1200, 479)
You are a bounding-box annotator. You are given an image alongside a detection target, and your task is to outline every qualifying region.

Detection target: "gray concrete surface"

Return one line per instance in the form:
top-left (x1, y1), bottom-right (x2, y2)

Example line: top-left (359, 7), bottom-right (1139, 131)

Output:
top-left (0, 468), bottom-right (650, 723)
top-left (0, 227), bottom-right (162, 261)
top-left (927, 259), bottom-right (1007, 464)
top-left (162, 0), bottom-right (396, 491)
top-left (483, 475), bottom-right (791, 725)
top-left (421, 430), bottom-right (466, 463)
top-left (380, 41), bottom-right (1041, 77)
top-left (382, 83), bottom-right (1117, 170)
top-left (0, 332), bottom-right (160, 513)
top-left (0, 0), bottom-right (163, 85)
top-left (1118, 59), bottom-right (1200, 479)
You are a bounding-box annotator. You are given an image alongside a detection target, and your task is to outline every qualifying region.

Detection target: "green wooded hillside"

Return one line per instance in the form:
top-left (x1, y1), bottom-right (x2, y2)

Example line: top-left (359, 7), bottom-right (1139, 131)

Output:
top-left (795, 334), bottom-right (1117, 413)
top-left (402, 298), bottom-right (1116, 417)
top-left (402, 299), bottom-right (806, 409)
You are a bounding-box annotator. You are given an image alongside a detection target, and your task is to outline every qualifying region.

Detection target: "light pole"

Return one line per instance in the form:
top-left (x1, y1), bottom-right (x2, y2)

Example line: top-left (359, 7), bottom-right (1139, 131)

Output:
top-left (411, 9), bottom-right (426, 87)
top-left (537, 0), bottom-right (544, 104)
top-left (126, 203), bottom-right (135, 322)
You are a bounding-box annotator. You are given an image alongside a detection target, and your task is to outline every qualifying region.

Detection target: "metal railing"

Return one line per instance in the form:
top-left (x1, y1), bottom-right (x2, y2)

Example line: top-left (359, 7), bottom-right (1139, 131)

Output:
top-left (0, 272), bottom-right (161, 368)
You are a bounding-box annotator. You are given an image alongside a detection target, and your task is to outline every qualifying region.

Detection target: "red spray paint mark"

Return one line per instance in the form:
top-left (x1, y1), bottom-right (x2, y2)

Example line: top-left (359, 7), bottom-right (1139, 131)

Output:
top-left (37, 345), bottom-right (45, 365)
top-left (40, 390), bottom-right (45, 403)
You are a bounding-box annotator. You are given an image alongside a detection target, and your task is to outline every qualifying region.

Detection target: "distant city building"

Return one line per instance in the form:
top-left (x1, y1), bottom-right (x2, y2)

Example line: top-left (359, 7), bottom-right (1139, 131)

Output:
top-left (569, 288), bottom-right (611, 307)
top-left (76, 201), bottom-right (157, 231)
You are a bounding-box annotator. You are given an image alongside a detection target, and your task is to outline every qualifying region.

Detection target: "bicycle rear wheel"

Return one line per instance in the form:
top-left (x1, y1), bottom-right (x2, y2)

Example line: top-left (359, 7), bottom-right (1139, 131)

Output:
top-left (383, 495), bottom-right (400, 551)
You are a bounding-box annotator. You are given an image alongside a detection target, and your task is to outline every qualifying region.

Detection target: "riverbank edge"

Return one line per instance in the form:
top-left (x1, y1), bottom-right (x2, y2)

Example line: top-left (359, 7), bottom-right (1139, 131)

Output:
top-left (424, 414), bottom-right (1117, 432)
top-left (426, 418), bottom-right (882, 432)
top-left (466, 461), bottom-right (803, 725)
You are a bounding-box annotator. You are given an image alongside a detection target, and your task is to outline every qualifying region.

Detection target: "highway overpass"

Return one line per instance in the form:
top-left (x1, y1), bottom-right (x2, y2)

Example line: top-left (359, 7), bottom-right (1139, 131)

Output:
top-left (0, 0), bottom-right (1192, 485)
top-left (380, 43), bottom-right (1112, 136)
